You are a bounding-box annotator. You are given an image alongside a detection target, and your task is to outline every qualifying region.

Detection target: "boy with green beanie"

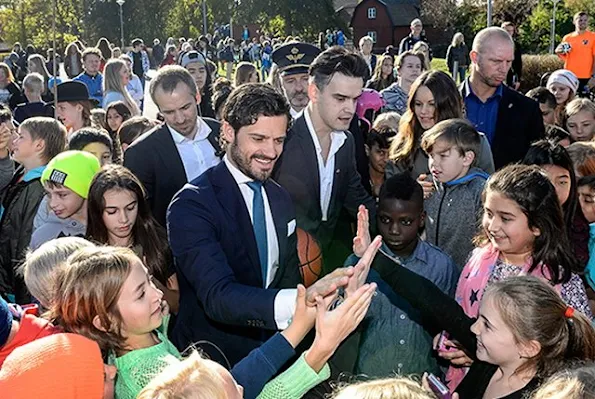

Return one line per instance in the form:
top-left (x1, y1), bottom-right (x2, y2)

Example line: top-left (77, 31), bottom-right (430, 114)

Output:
top-left (0, 117), bottom-right (66, 304)
top-left (30, 151), bottom-right (100, 250)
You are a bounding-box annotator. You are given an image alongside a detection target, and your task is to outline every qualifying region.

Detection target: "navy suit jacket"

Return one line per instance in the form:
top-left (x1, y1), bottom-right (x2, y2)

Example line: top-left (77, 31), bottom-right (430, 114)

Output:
top-left (460, 82), bottom-right (544, 169)
top-left (167, 161), bottom-right (301, 366)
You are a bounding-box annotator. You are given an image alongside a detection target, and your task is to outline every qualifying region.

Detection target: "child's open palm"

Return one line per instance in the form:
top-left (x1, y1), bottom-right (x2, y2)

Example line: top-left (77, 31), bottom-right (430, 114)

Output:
top-left (353, 205), bottom-right (372, 257)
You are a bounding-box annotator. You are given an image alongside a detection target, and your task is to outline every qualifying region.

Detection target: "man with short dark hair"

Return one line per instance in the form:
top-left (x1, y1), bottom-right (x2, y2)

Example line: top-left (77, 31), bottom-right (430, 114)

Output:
top-left (127, 38), bottom-right (150, 86)
top-left (167, 83), bottom-right (355, 367)
top-left (274, 47), bottom-right (376, 274)
top-left (123, 66), bottom-right (222, 226)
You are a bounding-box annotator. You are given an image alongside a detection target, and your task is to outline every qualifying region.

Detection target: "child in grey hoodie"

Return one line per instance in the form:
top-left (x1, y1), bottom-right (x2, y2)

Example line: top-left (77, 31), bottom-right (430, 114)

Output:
top-left (421, 119), bottom-right (489, 270)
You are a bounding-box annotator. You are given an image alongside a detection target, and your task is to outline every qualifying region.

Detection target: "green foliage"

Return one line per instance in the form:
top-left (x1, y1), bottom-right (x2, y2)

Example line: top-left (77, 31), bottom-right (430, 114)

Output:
top-left (517, 1), bottom-right (573, 54)
top-left (0, 0), bottom-right (84, 51)
top-left (0, 0), bottom-right (345, 51)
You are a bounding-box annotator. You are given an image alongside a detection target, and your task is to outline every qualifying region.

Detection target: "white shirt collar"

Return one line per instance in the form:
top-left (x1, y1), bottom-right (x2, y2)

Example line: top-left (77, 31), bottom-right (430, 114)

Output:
top-left (169, 117), bottom-right (211, 144)
top-left (224, 154), bottom-right (253, 186)
top-left (303, 106), bottom-right (346, 151)
top-left (290, 107), bottom-right (303, 119)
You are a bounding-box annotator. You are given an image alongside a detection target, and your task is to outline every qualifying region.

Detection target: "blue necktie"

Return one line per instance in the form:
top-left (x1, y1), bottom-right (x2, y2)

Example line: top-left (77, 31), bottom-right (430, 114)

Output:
top-left (247, 181), bottom-right (268, 287)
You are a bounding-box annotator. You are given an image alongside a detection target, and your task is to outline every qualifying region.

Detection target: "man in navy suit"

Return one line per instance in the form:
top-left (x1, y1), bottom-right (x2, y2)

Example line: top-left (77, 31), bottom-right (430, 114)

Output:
top-left (167, 83), bottom-right (351, 366)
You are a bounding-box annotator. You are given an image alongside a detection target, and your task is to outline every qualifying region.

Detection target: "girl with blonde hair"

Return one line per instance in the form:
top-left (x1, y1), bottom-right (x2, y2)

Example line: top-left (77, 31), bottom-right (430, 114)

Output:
top-left (27, 54), bottom-right (61, 99)
top-left (412, 41), bottom-right (431, 71)
top-left (0, 62), bottom-right (21, 109)
top-left (446, 32), bottom-right (470, 83)
top-left (102, 59), bottom-right (140, 115)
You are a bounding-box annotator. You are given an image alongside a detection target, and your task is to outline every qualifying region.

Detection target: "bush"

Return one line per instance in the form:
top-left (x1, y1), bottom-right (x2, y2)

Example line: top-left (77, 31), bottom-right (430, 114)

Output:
top-left (520, 54), bottom-right (564, 92)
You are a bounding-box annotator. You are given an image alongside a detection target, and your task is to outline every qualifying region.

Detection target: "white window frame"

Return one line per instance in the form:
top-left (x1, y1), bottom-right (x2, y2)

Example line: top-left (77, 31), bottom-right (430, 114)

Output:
top-left (367, 7), bottom-right (376, 19)
top-left (367, 31), bottom-right (377, 43)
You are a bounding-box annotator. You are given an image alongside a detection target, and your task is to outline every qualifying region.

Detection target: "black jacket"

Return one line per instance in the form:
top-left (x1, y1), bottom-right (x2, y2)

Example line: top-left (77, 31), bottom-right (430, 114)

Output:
top-left (506, 40), bottom-right (523, 86)
top-left (373, 251), bottom-right (541, 399)
top-left (123, 118), bottom-right (222, 227)
top-left (460, 82), bottom-right (544, 169)
top-left (273, 114), bottom-right (376, 270)
top-left (0, 166), bottom-right (46, 303)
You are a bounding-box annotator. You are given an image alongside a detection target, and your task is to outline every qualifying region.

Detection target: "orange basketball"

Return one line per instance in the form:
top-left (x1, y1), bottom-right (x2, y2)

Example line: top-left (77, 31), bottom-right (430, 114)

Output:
top-left (297, 228), bottom-right (323, 287)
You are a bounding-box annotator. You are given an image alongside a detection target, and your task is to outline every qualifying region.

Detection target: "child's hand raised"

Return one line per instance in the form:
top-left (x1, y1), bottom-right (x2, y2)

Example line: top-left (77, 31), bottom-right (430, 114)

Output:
top-left (304, 282), bottom-right (377, 372)
top-left (281, 284), bottom-right (338, 349)
top-left (353, 205), bottom-right (372, 257)
top-left (346, 235), bottom-right (382, 298)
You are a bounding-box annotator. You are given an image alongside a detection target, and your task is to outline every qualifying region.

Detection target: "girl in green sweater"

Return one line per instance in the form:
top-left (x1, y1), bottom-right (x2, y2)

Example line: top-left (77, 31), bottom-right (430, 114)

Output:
top-left (52, 241), bottom-right (381, 399)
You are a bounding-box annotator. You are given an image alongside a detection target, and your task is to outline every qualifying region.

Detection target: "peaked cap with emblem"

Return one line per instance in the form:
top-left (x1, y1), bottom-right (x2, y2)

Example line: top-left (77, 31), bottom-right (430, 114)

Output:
top-left (272, 42), bottom-right (321, 76)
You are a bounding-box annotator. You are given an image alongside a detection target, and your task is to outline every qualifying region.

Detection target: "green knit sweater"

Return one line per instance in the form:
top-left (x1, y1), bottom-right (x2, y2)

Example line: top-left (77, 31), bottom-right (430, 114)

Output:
top-left (257, 352), bottom-right (330, 399)
top-left (109, 316), bottom-right (330, 399)
top-left (108, 316), bottom-right (182, 399)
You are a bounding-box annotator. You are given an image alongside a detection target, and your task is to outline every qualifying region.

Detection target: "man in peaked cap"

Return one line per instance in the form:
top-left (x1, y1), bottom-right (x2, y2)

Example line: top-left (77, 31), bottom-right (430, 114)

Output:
top-left (272, 42), bottom-right (321, 119)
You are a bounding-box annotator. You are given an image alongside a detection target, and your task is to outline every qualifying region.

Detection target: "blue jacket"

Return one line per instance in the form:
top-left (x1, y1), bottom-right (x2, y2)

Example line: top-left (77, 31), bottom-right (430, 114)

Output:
top-left (73, 72), bottom-right (103, 103)
top-left (231, 332), bottom-right (294, 399)
top-left (167, 161), bottom-right (302, 366)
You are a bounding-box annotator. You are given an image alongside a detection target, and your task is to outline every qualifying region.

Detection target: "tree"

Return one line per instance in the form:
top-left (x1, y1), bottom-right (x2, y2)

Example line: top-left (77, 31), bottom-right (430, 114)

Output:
top-left (518, 0), bottom-right (572, 54)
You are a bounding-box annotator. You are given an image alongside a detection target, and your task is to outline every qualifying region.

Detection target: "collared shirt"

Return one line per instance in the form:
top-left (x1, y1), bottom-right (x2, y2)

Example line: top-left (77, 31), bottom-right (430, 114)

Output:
top-left (223, 155), bottom-right (296, 329)
top-left (290, 107), bottom-right (303, 120)
top-left (463, 79), bottom-right (503, 145)
top-left (169, 118), bottom-right (220, 182)
top-left (347, 240), bottom-right (459, 377)
top-left (304, 107), bottom-right (347, 221)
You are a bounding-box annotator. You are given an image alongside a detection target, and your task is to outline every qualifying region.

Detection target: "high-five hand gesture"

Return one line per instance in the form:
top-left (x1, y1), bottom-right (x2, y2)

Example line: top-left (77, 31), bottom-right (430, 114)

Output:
top-left (304, 282), bottom-right (377, 372)
top-left (353, 205), bottom-right (372, 257)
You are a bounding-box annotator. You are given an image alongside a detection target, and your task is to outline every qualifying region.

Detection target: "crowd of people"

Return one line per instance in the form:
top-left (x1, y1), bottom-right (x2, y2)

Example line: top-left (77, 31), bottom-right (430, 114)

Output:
top-left (0, 8), bottom-right (595, 399)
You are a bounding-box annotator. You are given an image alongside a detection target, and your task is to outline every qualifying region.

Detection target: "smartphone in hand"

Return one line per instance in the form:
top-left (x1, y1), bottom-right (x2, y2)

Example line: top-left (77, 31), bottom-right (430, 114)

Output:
top-left (434, 331), bottom-right (459, 353)
top-left (427, 373), bottom-right (452, 399)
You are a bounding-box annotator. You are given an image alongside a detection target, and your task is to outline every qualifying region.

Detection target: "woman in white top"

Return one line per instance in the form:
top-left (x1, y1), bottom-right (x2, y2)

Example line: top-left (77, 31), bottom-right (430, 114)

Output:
top-left (119, 54), bottom-right (144, 108)
top-left (102, 59), bottom-right (140, 115)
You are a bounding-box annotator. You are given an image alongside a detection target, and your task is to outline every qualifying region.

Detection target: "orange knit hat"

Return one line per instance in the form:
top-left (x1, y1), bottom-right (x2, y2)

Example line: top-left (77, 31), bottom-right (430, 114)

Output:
top-left (0, 333), bottom-right (105, 399)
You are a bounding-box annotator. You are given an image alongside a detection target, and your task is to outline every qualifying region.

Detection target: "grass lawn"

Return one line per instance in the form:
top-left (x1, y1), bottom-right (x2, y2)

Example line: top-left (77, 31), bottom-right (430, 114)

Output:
top-left (431, 58), bottom-right (448, 73)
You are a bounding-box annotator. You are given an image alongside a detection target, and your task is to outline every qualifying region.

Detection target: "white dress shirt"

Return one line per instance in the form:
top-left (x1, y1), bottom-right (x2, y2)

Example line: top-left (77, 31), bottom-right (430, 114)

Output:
top-left (304, 107), bottom-right (347, 221)
top-left (290, 106), bottom-right (303, 120)
top-left (169, 118), bottom-right (221, 182)
top-left (224, 155), bottom-right (296, 329)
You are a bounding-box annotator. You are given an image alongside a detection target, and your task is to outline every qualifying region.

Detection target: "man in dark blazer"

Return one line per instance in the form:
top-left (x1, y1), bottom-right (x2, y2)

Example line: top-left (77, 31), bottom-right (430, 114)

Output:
top-left (124, 66), bottom-right (223, 226)
top-left (167, 84), bottom-right (350, 366)
top-left (461, 27), bottom-right (544, 170)
top-left (273, 46), bottom-right (376, 274)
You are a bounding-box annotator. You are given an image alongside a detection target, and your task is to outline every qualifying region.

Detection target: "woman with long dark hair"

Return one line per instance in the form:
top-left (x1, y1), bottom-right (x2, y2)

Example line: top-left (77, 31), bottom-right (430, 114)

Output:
top-left (366, 53), bottom-right (396, 92)
top-left (86, 164), bottom-right (179, 312)
top-left (386, 70), bottom-right (494, 180)
top-left (522, 140), bottom-right (589, 269)
top-left (105, 101), bottom-right (131, 164)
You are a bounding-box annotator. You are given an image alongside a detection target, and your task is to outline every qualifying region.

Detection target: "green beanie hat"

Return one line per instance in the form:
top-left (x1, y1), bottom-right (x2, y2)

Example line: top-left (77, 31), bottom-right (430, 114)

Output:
top-left (41, 150), bottom-right (101, 199)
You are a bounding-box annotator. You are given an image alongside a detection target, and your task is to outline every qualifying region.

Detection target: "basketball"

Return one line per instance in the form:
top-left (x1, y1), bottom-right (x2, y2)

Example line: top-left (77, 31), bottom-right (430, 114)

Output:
top-left (297, 228), bottom-right (323, 287)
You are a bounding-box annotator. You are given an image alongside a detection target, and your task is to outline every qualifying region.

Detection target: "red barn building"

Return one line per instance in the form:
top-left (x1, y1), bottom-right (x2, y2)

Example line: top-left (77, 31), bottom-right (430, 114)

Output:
top-left (350, 0), bottom-right (422, 52)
